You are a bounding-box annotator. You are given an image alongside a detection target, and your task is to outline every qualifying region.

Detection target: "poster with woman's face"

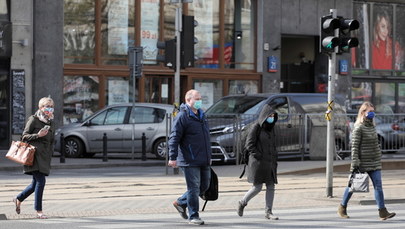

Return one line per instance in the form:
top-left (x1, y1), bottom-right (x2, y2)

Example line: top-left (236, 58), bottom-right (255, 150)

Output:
top-left (352, 3), bottom-right (405, 70)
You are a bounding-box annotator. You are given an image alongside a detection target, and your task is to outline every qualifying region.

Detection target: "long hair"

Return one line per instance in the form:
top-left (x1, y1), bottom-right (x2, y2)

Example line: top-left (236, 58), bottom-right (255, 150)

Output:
top-left (373, 13), bottom-right (392, 57)
top-left (354, 101), bottom-right (374, 127)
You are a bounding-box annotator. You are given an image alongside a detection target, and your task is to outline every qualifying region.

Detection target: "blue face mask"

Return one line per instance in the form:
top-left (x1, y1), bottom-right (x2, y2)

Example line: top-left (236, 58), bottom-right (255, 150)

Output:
top-left (366, 111), bottom-right (375, 119)
top-left (44, 107), bottom-right (54, 113)
top-left (266, 117), bottom-right (274, 124)
top-left (193, 100), bottom-right (202, 110)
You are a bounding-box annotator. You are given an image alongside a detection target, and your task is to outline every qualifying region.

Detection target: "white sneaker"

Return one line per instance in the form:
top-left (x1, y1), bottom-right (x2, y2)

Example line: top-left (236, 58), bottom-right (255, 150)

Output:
top-left (265, 213), bottom-right (279, 220)
top-left (189, 218), bottom-right (204, 225)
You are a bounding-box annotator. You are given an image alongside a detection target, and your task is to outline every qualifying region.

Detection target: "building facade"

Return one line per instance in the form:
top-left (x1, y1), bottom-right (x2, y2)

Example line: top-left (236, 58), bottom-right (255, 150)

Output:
top-left (1, 0), bottom-right (404, 150)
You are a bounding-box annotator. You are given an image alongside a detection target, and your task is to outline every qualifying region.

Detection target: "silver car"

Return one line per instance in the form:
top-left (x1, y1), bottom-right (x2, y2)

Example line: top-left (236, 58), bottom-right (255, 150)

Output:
top-left (54, 103), bottom-right (174, 159)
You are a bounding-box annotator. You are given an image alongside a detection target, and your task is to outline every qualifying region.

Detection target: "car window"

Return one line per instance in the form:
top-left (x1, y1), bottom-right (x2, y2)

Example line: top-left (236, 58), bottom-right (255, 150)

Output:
top-left (90, 107), bottom-right (127, 125)
top-left (130, 107), bottom-right (166, 124)
top-left (206, 96), bottom-right (266, 115)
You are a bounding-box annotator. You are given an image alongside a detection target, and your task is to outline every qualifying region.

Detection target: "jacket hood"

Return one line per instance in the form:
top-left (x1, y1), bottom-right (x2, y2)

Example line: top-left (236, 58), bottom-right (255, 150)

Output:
top-left (258, 104), bottom-right (278, 127)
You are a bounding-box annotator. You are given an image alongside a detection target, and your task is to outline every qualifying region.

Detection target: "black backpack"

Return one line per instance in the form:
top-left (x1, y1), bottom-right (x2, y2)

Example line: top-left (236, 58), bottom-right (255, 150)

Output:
top-left (200, 168), bottom-right (218, 211)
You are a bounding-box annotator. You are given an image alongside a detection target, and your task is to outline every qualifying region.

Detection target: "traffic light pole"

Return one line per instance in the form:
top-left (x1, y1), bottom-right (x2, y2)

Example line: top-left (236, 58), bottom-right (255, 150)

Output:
top-left (326, 9), bottom-right (337, 198)
top-left (175, 7), bottom-right (182, 106)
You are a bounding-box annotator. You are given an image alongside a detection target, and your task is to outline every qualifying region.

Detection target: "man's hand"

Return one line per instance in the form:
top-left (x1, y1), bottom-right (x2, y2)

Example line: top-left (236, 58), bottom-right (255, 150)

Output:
top-left (168, 160), bottom-right (177, 168)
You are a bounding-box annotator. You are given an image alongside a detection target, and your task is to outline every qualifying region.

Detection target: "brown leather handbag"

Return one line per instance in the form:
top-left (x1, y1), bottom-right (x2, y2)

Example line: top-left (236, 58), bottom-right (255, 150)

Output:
top-left (5, 141), bottom-right (36, 166)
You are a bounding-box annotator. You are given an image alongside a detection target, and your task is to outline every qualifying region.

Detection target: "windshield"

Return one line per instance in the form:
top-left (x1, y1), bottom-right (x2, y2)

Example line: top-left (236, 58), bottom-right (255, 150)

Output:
top-left (206, 96), bottom-right (267, 115)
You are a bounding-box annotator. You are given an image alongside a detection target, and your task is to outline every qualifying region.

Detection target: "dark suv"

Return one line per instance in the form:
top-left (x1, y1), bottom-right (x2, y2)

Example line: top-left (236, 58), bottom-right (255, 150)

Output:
top-left (205, 93), bottom-right (349, 163)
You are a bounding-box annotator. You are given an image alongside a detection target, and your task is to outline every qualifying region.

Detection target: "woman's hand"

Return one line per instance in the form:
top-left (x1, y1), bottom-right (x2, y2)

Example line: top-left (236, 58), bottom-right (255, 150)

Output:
top-left (38, 129), bottom-right (48, 137)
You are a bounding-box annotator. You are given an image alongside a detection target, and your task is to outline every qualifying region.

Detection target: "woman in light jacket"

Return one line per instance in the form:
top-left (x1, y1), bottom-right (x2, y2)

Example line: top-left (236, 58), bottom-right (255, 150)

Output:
top-left (338, 101), bottom-right (395, 220)
top-left (237, 104), bottom-right (279, 220)
top-left (13, 97), bottom-right (55, 219)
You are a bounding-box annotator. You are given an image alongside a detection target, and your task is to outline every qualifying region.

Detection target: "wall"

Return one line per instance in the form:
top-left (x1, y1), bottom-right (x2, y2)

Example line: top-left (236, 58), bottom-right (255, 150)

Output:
top-left (33, 0), bottom-right (63, 128)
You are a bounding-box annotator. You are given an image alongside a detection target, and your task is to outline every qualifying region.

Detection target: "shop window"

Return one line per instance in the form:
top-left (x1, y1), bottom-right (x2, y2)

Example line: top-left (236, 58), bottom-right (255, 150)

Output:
top-left (64, 0), bottom-right (96, 64)
top-left (375, 82), bottom-right (395, 114)
top-left (399, 84), bottom-right (405, 113)
top-left (193, 80), bottom-right (223, 110)
top-left (224, 0), bottom-right (255, 70)
top-left (141, 0), bottom-right (160, 65)
top-left (106, 77), bottom-right (130, 105)
top-left (189, 0), bottom-right (220, 69)
top-left (351, 82), bottom-right (372, 110)
top-left (101, 0), bottom-right (135, 65)
top-left (229, 80), bottom-right (258, 95)
top-left (63, 75), bottom-right (100, 124)
top-left (144, 76), bottom-right (172, 104)
top-left (395, 5), bottom-right (405, 71)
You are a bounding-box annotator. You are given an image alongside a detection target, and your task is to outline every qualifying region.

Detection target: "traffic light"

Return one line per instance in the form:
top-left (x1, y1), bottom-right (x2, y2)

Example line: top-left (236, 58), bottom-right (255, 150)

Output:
top-left (320, 15), bottom-right (340, 53)
top-left (338, 17), bottom-right (359, 53)
top-left (181, 15), bottom-right (198, 68)
top-left (157, 39), bottom-right (176, 69)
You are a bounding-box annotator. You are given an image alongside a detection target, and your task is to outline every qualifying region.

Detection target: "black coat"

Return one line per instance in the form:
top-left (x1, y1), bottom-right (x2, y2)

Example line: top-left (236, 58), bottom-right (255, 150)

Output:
top-left (246, 104), bottom-right (278, 185)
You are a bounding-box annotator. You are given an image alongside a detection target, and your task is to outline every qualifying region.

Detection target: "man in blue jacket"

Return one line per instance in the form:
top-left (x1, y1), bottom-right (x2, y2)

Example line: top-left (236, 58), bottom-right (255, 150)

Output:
top-left (168, 89), bottom-right (212, 225)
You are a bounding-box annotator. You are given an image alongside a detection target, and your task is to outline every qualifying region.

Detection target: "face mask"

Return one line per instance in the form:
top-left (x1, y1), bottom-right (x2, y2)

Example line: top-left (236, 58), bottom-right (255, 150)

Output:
top-left (43, 107), bottom-right (54, 114)
top-left (266, 117), bottom-right (274, 124)
top-left (366, 111), bottom-right (375, 119)
top-left (193, 100), bottom-right (202, 110)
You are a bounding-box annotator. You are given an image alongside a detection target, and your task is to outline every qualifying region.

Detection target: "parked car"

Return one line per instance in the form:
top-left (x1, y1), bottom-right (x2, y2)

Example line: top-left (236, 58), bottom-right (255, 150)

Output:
top-left (205, 93), bottom-right (350, 163)
top-left (54, 103), bottom-right (174, 159)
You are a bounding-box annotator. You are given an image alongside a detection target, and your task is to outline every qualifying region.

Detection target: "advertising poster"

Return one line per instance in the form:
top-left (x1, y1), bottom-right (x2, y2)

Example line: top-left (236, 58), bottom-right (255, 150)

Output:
top-left (108, 79), bottom-right (129, 105)
top-left (141, 0), bottom-right (159, 64)
top-left (108, 0), bottom-right (128, 55)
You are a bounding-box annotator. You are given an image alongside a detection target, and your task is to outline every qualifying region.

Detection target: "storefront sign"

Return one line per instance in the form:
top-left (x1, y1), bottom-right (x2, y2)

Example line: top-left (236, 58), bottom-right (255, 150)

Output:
top-left (108, 79), bottom-right (129, 105)
top-left (268, 55), bottom-right (278, 72)
top-left (339, 59), bottom-right (348, 75)
top-left (11, 69), bottom-right (26, 134)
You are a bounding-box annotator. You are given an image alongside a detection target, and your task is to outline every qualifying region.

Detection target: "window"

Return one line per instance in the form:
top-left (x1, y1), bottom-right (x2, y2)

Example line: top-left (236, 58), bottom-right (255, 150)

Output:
top-left (193, 80), bottom-right (223, 110)
top-left (106, 77), bottom-right (129, 105)
top-left (375, 82), bottom-right (395, 114)
top-left (64, 0), bottom-right (96, 64)
top-left (101, 0), bottom-right (135, 65)
top-left (141, 0), bottom-right (160, 65)
top-left (104, 107), bottom-right (127, 124)
top-left (229, 80), bottom-right (258, 95)
top-left (63, 75), bottom-right (100, 124)
top-left (189, 0), bottom-right (220, 68)
top-left (130, 106), bottom-right (165, 124)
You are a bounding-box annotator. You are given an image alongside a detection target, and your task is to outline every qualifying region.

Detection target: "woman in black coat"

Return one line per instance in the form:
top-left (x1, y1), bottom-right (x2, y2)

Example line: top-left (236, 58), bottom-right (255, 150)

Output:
top-left (13, 97), bottom-right (55, 219)
top-left (237, 104), bottom-right (279, 220)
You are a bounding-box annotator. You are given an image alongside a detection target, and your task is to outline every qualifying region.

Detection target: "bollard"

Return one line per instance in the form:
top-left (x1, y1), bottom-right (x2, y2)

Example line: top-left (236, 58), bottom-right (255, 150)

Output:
top-left (141, 133), bottom-right (147, 161)
top-left (102, 133), bottom-right (108, 162)
top-left (60, 133), bottom-right (65, 163)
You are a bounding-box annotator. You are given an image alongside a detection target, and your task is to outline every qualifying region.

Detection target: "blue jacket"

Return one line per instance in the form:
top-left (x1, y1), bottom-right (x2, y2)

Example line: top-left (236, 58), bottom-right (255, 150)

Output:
top-left (168, 103), bottom-right (212, 166)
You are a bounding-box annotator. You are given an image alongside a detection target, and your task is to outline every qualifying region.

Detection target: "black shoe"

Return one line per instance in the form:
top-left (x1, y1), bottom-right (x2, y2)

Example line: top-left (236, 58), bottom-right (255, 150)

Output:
top-left (173, 201), bottom-right (188, 220)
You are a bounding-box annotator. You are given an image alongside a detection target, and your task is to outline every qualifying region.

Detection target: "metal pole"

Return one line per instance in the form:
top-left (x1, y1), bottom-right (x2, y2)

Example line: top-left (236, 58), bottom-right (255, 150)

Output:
top-left (141, 133), bottom-right (147, 161)
top-left (60, 133), bottom-right (65, 163)
top-left (326, 9), bottom-right (337, 198)
top-left (103, 133), bottom-right (108, 162)
top-left (174, 6), bottom-right (182, 105)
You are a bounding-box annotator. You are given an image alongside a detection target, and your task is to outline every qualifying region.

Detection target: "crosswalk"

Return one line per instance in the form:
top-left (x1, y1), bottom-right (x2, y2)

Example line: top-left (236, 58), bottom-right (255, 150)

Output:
top-left (2, 204), bottom-right (404, 229)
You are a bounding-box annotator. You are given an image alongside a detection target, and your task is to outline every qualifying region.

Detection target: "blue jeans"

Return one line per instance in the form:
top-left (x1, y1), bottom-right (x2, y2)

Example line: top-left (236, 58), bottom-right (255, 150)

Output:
top-left (177, 166), bottom-right (211, 220)
top-left (17, 171), bottom-right (46, 211)
top-left (341, 170), bottom-right (385, 209)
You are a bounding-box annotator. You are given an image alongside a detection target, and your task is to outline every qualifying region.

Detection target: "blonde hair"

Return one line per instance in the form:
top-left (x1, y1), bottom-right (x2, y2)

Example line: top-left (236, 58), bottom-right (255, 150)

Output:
top-left (354, 101), bottom-right (374, 126)
top-left (38, 97), bottom-right (54, 109)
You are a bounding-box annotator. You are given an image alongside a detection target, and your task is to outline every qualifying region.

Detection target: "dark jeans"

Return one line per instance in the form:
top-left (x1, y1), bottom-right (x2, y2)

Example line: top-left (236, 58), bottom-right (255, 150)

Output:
top-left (17, 171), bottom-right (46, 211)
top-left (177, 166), bottom-right (211, 220)
top-left (341, 169), bottom-right (385, 209)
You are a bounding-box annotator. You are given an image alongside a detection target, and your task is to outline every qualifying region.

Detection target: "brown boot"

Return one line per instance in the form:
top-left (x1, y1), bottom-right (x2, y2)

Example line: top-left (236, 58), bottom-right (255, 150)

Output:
top-left (379, 207), bottom-right (396, 220)
top-left (337, 204), bottom-right (349, 218)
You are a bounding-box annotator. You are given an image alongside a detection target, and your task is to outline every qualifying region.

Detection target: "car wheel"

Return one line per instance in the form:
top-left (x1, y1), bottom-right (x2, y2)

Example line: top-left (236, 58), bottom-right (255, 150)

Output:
top-left (153, 138), bottom-right (167, 160)
top-left (64, 137), bottom-right (84, 158)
